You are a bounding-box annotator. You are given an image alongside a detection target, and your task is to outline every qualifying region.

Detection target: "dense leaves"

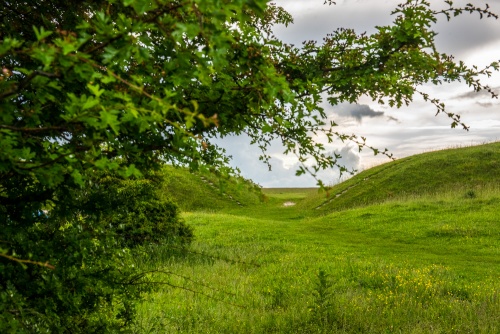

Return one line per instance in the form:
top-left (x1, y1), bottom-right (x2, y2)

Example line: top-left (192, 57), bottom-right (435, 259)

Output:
top-left (1, 171), bottom-right (192, 332)
top-left (0, 0), bottom-right (498, 331)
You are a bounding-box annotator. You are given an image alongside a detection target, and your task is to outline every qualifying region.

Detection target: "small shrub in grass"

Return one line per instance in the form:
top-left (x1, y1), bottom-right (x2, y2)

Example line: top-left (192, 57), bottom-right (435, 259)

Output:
top-left (79, 174), bottom-right (194, 247)
top-left (465, 189), bottom-right (477, 199)
top-left (309, 269), bottom-right (337, 328)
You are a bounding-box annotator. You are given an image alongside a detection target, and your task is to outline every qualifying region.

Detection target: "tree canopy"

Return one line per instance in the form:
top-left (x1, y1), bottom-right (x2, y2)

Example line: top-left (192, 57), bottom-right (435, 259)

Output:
top-left (1, 0), bottom-right (498, 190)
top-left (1, 0), bottom-right (499, 331)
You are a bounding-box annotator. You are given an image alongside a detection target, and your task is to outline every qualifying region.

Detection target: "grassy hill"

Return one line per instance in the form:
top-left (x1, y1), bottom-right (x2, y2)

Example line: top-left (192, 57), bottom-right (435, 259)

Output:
top-left (303, 142), bottom-right (500, 212)
top-left (158, 142), bottom-right (500, 214)
top-left (158, 165), bottom-right (264, 212)
top-left (132, 143), bottom-right (500, 333)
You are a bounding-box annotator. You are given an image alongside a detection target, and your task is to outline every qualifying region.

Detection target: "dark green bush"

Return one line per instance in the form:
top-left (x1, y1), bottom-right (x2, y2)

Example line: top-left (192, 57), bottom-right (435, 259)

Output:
top-left (0, 172), bottom-right (193, 332)
top-left (75, 174), bottom-right (194, 247)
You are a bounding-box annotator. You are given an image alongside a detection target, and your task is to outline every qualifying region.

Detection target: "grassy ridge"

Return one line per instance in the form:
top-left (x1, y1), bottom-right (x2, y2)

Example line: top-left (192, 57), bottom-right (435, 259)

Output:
top-left (132, 143), bottom-right (500, 333)
top-left (303, 142), bottom-right (500, 212)
top-left (158, 165), bottom-right (264, 212)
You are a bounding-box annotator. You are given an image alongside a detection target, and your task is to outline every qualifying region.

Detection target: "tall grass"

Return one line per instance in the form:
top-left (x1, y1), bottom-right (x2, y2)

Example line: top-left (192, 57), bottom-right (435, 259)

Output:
top-left (132, 192), bottom-right (499, 333)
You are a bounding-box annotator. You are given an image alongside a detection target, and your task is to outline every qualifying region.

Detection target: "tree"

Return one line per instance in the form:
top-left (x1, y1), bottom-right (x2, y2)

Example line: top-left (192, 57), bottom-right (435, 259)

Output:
top-left (1, 0), bottom-right (498, 331)
top-left (1, 1), bottom-right (498, 189)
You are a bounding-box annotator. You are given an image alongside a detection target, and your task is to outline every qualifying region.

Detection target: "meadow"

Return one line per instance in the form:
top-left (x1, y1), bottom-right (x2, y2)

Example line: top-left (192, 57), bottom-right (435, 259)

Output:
top-left (132, 144), bottom-right (500, 333)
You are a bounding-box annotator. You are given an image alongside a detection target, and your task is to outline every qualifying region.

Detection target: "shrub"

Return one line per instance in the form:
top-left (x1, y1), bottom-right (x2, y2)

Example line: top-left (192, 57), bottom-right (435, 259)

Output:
top-left (75, 174), bottom-right (194, 247)
top-left (0, 172), bottom-right (193, 332)
top-left (465, 190), bottom-right (477, 199)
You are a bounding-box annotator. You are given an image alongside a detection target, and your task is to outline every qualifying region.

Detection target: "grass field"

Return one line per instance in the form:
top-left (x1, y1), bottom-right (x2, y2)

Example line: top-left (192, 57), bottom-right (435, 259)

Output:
top-left (131, 143), bottom-right (500, 333)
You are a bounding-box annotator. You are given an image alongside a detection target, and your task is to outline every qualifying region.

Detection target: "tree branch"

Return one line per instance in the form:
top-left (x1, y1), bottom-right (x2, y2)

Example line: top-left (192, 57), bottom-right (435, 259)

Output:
top-left (0, 70), bottom-right (60, 100)
top-left (0, 252), bottom-right (55, 270)
top-left (0, 125), bottom-right (68, 133)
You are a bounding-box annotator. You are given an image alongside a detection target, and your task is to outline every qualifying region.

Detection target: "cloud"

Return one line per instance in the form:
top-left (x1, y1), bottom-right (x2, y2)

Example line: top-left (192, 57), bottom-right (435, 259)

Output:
top-left (212, 133), bottom-right (364, 187)
top-left (211, 134), bottom-right (314, 187)
top-left (432, 12), bottom-right (500, 58)
top-left (273, 1), bottom-right (500, 59)
top-left (334, 104), bottom-right (385, 123)
top-left (455, 86), bottom-right (500, 100)
top-left (332, 145), bottom-right (361, 171)
top-left (387, 115), bottom-right (400, 123)
top-left (477, 102), bottom-right (494, 108)
top-left (272, 0), bottom-right (395, 46)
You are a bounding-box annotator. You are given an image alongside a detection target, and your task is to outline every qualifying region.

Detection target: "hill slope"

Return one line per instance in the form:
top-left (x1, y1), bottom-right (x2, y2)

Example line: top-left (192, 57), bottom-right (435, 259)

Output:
top-left (158, 166), bottom-right (264, 212)
top-left (303, 142), bottom-right (500, 212)
top-left (135, 145), bottom-right (500, 333)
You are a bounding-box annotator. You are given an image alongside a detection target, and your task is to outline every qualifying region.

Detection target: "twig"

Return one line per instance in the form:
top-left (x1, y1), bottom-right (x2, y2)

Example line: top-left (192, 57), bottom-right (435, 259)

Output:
top-left (147, 269), bottom-right (237, 297)
top-left (130, 280), bottom-right (247, 309)
top-left (0, 125), bottom-right (67, 133)
top-left (0, 70), bottom-right (60, 100)
top-left (0, 253), bottom-right (55, 270)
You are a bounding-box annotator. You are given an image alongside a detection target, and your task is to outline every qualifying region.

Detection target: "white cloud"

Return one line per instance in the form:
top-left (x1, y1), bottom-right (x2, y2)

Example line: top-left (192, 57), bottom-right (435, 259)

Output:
top-left (212, 134), bottom-right (363, 187)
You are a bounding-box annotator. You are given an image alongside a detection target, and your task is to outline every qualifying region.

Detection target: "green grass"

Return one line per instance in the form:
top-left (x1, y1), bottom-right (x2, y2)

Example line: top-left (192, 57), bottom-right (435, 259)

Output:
top-left (131, 144), bottom-right (500, 333)
top-left (262, 188), bottom-right (319, 200)
top-left (158, 165), bottom-right (264, 212)
top-left (302, 142), bottom-right (500, 212)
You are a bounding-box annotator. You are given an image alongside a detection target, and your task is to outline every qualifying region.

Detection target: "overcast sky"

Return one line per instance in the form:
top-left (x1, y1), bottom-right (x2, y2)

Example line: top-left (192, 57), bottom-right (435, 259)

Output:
top-left (215, 0), bottom-right (500, 188)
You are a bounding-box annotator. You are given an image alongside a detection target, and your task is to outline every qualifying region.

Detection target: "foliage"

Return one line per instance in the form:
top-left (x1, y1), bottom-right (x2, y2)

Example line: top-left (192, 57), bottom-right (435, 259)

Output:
top-left (0, 0), bottom-right (498, 189)
top-left (0, 172), bottom-right (192, 332)
top-left (1, 0), bottom-right (499, 330)
top-left (71, 172), bottom-right (194, 247)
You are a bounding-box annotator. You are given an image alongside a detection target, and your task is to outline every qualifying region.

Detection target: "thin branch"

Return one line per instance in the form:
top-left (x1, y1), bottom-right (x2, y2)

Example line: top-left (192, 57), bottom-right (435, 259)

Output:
top-left (0, 125), bottom-right (67, 133)
top-left (135, 269), bottom-right (238, 297)
top-left (434, 3), bottom-right (498, 20)
top-left (127, 280), bottom-right (247, 309)
top-left (0, 253), bottom-right (55, 270)
top-left (0, 70), bottom-right (60, 100)
top-left (14, 152), bottom-right (74, 171)
top-left (84, 34), bottom-right (123, 54)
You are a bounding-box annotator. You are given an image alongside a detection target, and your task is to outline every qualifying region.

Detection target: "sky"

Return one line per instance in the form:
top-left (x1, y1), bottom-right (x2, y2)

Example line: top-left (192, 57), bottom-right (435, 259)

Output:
top-left (215, 0), bottom-right (500, 188)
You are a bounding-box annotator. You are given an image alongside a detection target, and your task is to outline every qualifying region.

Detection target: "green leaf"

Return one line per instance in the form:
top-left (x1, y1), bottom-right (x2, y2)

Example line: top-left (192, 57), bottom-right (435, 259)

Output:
top-left (94, 157), bottom-right (109, 169)
top-left (0, 37), bottom-right (23, 55)
top-left (102, 46), bottom-right (120, 64)
top-left (123, 0), bottom-right (157, 15)
top-left (262, 124), bottom-right (273, 133)
top-left (71, 169), bottom-right (84, 187)
top-left (100, 75), bottom-right (116, 84)
top-left (123, 164), bottom-right (142, 178)
top-left (32, 26), bottom-right (52, 41)
top-left (82, 96), bottom-right (100, 110)
top-left (100, 109), bottom-right (121, 134)
top-left (62, 42), bottom-right (78, 55)
top-left (87, 83), bottom-right (105, 97)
